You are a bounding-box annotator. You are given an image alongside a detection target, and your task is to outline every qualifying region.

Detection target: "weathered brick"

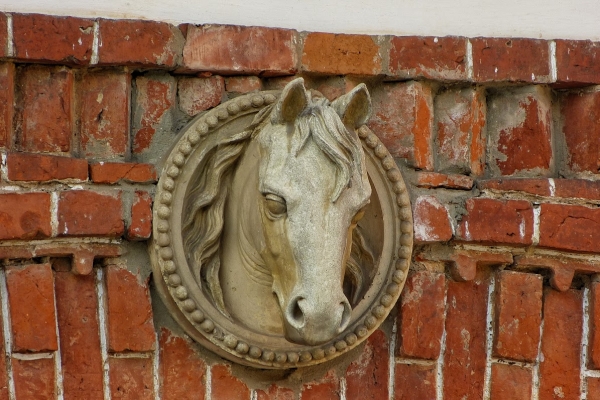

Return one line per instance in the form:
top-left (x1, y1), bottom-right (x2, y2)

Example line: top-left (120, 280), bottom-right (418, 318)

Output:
top-left (416, 172), bottom-right (474, 190)
top-left (539, 203), bottom-right (600, 253)
top-left (0, 304), bottom-right (7, 400)
top-left (368, 81), bottom-right (434, 169)
top-left (211, 364), bottom-right (250, 400)
top-left (58, 190), bottom-right (124, 237)
top-left (55, 271), bottom-right (103, 400)
top-left (487, 87), bottom-right (553, 176)
top-left (256, 384), bottom-right (295, 400)
top-left (106, 266), bottom-right (155, 352)
top-left (589, 282), bottom-right (600, 369)
top-left (302, 32), bottom-right (381, 76)
top-left (457, 198), bottom-right (533, 245)
top-left (394, 364), bottom-right (436, 400)
top-left (178, 76), bottom-right (224, 116)
top-left (16, 66), bottom-right (73, 153)
top-left (443, 274), bottom-right (490, 400)
top-left (13, 13), bottom-right (94, 64)
top-left (434, 87), bottom-right (486, 175)
top-left (559, 90), bottom-right (600, 175)
top-left (0, 192), bottom-right (51, 240)
top-left (0, 15), bottom-right (7, 58)
top-left (12, 357), bottom-right (55, 399)
top-left (301, 371), bottom-right (339, 400)
top-left (183, 25), bottom-right (297, 75)
top-left (225, 76), bottom-right (262, 93)
top-left (0, 63), bottom-right (15, 148)
top-left (539, 289), bottom-right (582, 400)
top-left (109, 357), bottom-right (154, 400)
top-left (78, 70), bottom-right (130, 159)
top-left (554, 179), bottom-right (600, 200)
top-left (556, 40), bottom-right (600, 86)
top-left (587, 378), bottom-right (600, 399)
top-left (128, 191), bottom-right (153, 240)
top-left (389, 36), bottom-right (467, 80)
top-left (159, 329), bottom-right (205, 400)
top-left (132, 74), bottom-right (177, 157)
top-left (494, 270), bottom-right (542, 362)
top-left (471, 38), bottom-right (551, 82)
top-left (7, 152), bottom-right (87, 181)
top-left (6, 264), bottom-right (57, 352)
top-left (90, 162), bottom-right (156, 184)
top-left (345, 330), bottom-right (388, 400)
top-left (478, 178), bottom-right (551, 197)
top-left (490, 364), bottom-right (532, 400)
top-left (413, 196), bottom-right (453, 243)
top-left (397, 271), bottom-right (445, 359)
top-left (98, 19), bottom-right (183, 67)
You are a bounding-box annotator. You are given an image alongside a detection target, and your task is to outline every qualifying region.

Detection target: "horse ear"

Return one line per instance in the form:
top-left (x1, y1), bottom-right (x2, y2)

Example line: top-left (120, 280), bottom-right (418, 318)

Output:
top-left (272, 78), bottom-right (309, 124)
top-left (331, 83), bottom-right (372, 128)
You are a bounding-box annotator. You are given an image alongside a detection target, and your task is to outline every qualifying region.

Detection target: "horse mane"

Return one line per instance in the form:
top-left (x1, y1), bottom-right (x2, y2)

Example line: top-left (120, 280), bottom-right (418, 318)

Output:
top-left (182, 94), bottom-right (373, 313)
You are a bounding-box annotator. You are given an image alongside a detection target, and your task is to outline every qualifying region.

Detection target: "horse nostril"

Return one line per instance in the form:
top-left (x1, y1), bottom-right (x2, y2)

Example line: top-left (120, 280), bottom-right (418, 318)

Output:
top-left (338, 300), bottom-right (351, 333)
top-left (287, 296), bottom-right (306, 329)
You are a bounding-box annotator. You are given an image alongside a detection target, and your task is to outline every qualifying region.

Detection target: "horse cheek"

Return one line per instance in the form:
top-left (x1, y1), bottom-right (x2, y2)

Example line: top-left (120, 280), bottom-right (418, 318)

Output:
top-left (260, 214), bottom-right (297, 299)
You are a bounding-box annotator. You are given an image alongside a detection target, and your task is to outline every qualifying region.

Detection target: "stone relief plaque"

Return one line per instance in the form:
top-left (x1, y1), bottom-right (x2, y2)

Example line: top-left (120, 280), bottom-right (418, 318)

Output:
top-left (149, 78), bottom-right (413, 368)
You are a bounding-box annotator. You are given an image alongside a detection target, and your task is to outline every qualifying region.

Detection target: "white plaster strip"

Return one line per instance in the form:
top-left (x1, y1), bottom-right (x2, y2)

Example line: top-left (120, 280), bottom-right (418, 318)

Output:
top-left (250, 389), bottom-right (258, 400)
top-left (531, 317), bottom-right (544, 400)
top-left (95, 268), bottom-right (110, 400)
top-left (339, 376), bottom-right (347, 400)
top-left (532, 205), bottom-right (541, 246)
top-left (6, 14), bottom-right (13, 58)
top-left (586, 370), bottom-right (600, 378)
top-left (549, 178), bottom-right (556, 197)
top-left (11, 352), bottom-right (53, 360)
top-left (395, 358), bottom-right (437, 367)
top-left (0, 269), bottom-right (16, 400)
top-left (50, 192), bottom-right (59, 238)
top-left (153, 335), bottom-right (160, 400)
top-left (580, 287), bottom-right (590, 399)
top-left (205, 365), bottom-right (212, 400)
top-left (491, 358), bottom-right (534, 368)
top-left (110, 352), bottom-right (153, 359)
top-left (436, 284), bottom-right (448, 400)
top-left (483, 276), bottom-right (496, 400)
top-left (52, 272), bottom-right (65, 400)
top-left (388, 316), bottom-right (397, 400)
top-left (466, 39), bottom-right (473, 80)
top-left (549, 41), bottom-right (558, 83)
top-left (0, 153), bottom-right (7, 182)
top-left (90, 20), bottom-right (100, 65)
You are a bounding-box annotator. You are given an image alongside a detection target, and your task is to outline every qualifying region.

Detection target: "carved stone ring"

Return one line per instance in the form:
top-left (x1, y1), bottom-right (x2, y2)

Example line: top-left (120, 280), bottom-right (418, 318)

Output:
top-left (149, 78), bottom-right (413, 368)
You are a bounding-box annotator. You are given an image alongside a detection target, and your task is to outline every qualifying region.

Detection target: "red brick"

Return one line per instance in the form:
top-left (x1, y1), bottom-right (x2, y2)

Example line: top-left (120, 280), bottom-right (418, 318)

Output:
top-left (554, 179), bottom-right (600, 200)
top-left (457, 198), bottom-right (533, 245)
top-left (128, 191), bottom-right (153, 240)
top-left (12, 357), bottom-right (55, 400)
top-left (90, 162), bottom-right (156, 184)
top-left (7, 152), bottom-right (87, 181)
top-left (98, 19), bottom-right (183, 67)
top-left (487, 87), bottom-right (553, 176)
top-left (472, 38), bottom-right (551, 82)
top-left (556, 40), bottom-right (600, 86)
top-left (589, 282), bottom-right (600, 369)
top-left (413, 195), bottom-right (452, 243)
top-left (539, 203), bottom-right (600, 253)
top-left (449, 251), bottom-right (513, 283)
top-left (6, 264), bottom-right (57, 352)
top-left (211, 364), bottom-right (250, 400)
top-left (490, 364), bottom-right (532, 400)
top-left (132, 74), bottom-right (176, 155)
top-left (0, 192), bottom-right (51, 240)
top-left (178, 76), bottom-right (224, 116)
top-left (0, 15), bottom-right (7, 58)
top-left (225, 76), bottom-right (262, 93)
top-left (0, 63), bottom-right (15, 148)
top-left (13, 14), bottom-right (93, 64)
top-left (539, 289), bottom-right (582, 400)
top-left (159, 329), bottom-right (205, 400)
top-left (302, 32), bottom-right (381, 76)
top-left (345, 330), bottom-right (389, 400)
top-left (397, 271), bottom-right (446, 359)
top-left (106, 266), bottom-right (155, 352)
top-left (109, 357), bottom-right (154, 400)
top-left (389, 36), bottom-right (467, 80)
top-left (434, 87), bottom-right (486, 175)
top-left (16, 66), bottom-right (73, 153)
top-left (368, 81), bottom-right (434, 169)
top-left (256, 384), bottom-right (295, 400)
top-left (560, 90), bottom-right (600, 175)
top-left (494, 271), bottom-right (542, 362)
top-left (183, 25), bottom-right (297, 76)
top-left (0, 306), bottom-right (7, 400)
top-left (301, 371), bottom-right (339, 400)
top-left (587, 378), bottom-right (600, 399)
top-left (443, 274), bottom-right (489, 400)
top-left (58, 190), bottom-right (124, 237)
top-left (478, 178), bottom-right (551, 197)
top-left (78, 70), bottom-right (130, 159)
top-left (417, 172), bottom-right (474, 190)
top-left (55, 271), bottom-right (103, 400)
top-left (394, 364), bottom-right (436, 400)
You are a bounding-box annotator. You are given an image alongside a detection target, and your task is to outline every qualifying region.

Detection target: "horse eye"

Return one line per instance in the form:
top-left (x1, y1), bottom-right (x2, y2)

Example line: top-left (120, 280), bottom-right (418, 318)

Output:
top-left (264, 194), bottom-right (287, 216)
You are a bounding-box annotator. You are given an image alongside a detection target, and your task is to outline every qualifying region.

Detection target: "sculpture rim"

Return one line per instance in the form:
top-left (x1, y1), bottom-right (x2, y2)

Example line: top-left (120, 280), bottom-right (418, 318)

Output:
top-left (149, 90), bottom-right (414, 369)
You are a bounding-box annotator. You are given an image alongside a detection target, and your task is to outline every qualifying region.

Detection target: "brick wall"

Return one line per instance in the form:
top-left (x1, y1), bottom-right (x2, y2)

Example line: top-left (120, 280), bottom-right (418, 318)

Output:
top-left (0, 12), bottom-right (599, 399)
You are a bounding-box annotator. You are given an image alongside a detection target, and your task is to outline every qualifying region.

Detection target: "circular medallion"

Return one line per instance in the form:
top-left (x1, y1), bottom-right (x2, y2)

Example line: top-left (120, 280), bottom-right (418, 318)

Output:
top-left (150, 80), bottom-right (413, 368)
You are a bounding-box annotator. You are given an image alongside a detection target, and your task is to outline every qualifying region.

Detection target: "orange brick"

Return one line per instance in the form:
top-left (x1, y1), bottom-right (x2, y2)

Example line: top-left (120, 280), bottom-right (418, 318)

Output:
top-left (211, 364), bottom-right (250, 400)
top-left (128, 191), bottom-right (153, 240)
top-left (58, 190), bottom-right (124, 237)
top-left (556, 40), bottom-right (600, 86)
top-left (178, 76), bottom-right (224, 116)
top-left (7, 153), bottom-right (87, 181)
top-left (490, 364), bottom-right (532, 400)
top-left (0, 63), bottom-right (15, 148)
top-left (0, 193), bottom-right (51, 240)
top-left (109, 357), bottom-right (154, 400)
top-left (394, 364), bottom-right (436, 400)
top-left (89, 162), bottom-right (156, 184)
top-left (413, 196), bottom-right (453, 243)
top-left (12, 357), bottom-right (55, 399)
top-left (539, 204), bottom-right (600, 253)
top-left (302, 371), bottom-right (339, 400)
top-left (345, 330), bottom-right (389, 400)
